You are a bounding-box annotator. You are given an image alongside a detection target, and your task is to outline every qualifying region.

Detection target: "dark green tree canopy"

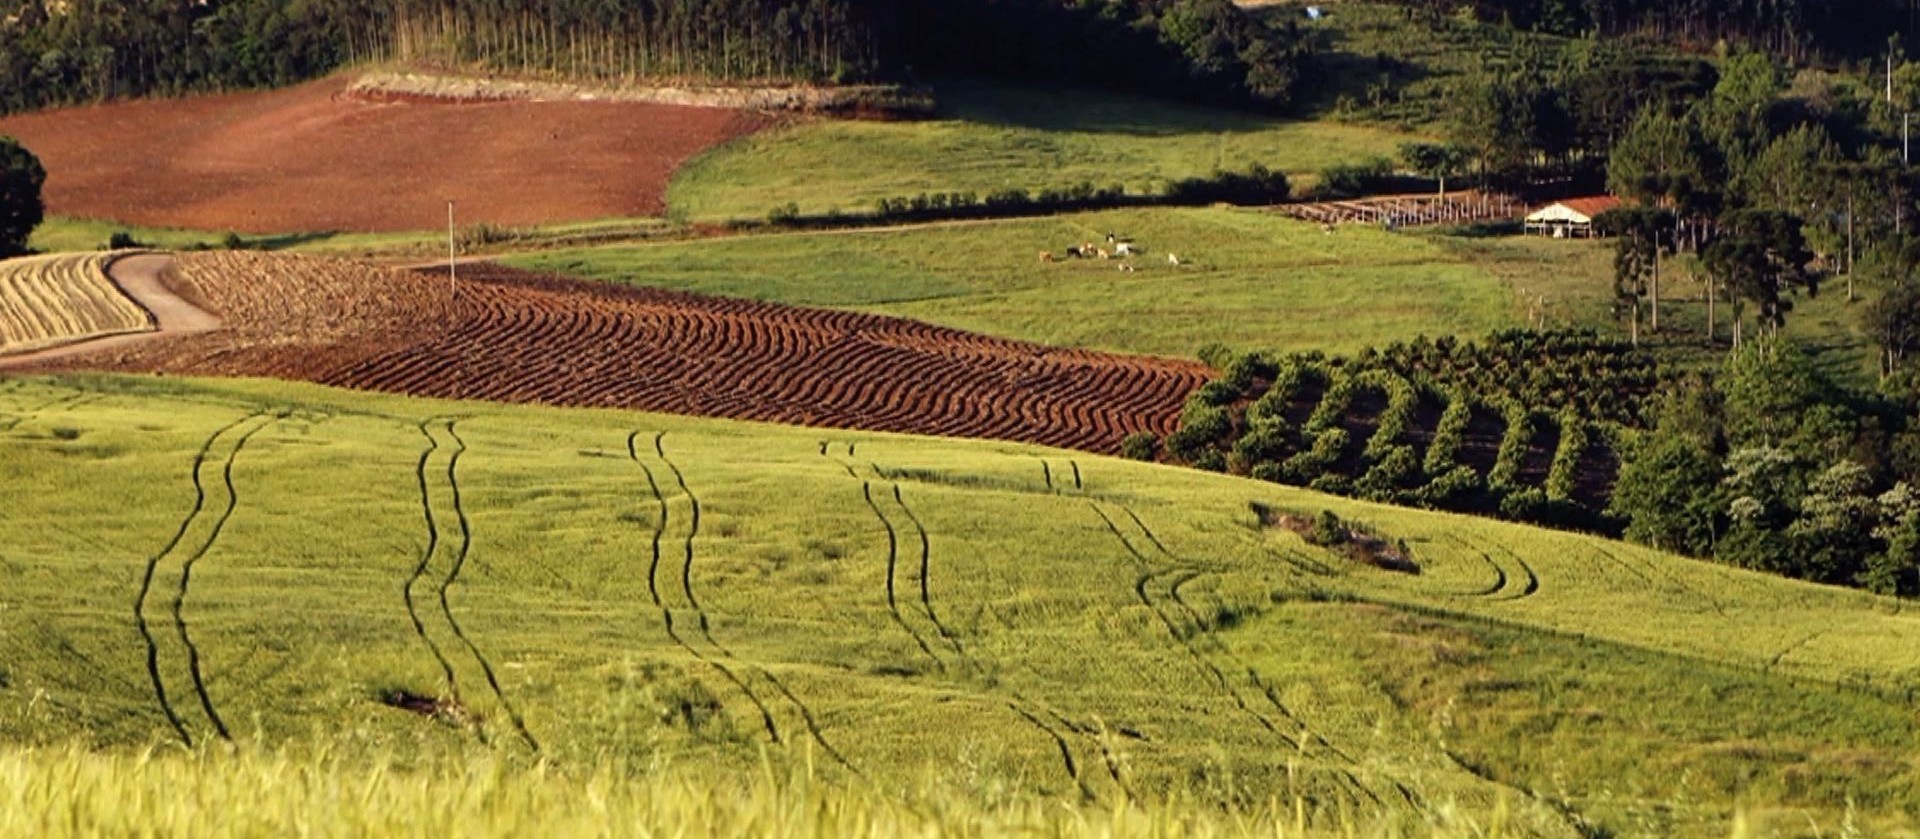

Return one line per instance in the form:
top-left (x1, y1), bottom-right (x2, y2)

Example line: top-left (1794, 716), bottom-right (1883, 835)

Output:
top-left (0, 136), bottom-right (45, 258)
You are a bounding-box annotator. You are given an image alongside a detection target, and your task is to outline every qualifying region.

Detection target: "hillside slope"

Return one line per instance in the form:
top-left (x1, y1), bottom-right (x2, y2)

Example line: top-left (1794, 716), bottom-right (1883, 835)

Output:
top-left (0, 375), bottom-right (1914, 837)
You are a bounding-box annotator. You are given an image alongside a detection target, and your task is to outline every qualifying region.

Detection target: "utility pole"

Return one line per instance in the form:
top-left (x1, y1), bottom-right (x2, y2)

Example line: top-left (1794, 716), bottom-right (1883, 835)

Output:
top-left (447, 200), bottom-right (457, 299)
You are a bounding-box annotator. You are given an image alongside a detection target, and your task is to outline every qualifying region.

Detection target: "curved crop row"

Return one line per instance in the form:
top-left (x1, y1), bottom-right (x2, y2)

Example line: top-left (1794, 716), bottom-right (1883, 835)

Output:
top-left (94, 255), bottom-right (1207, 456)
top-left (0, 252), bottom-right (152, 355)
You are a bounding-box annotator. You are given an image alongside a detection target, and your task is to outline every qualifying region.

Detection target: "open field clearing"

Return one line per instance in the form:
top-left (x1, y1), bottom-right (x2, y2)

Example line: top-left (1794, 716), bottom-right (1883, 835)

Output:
top-left (667, 80), bottom-right (1421, 222)
top-left (0, 76), bottom-right (765, 234)
top-left (27, 252), bottom-right (1205, 453)
top-left (0, 375), bottom-right (1916, 837)
top-left (0, 253), bottom-right (150, 355)
top-left (511, 208), bottom-right (1520, 358)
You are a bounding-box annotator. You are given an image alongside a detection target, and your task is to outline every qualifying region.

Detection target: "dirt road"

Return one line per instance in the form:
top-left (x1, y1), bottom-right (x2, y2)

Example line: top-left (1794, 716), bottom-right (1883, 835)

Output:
top-left (0, 254), bottom-right (219, 370)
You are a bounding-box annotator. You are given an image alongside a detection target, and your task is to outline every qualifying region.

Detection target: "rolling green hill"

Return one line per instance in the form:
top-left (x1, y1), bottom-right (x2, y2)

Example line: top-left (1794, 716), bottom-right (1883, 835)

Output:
top-left (506, 207), bottom-right (1519, 359)
top-left (1, 374), bottom-right (1916, 837)
top-left (666, 81), bottom-right (1420, 223)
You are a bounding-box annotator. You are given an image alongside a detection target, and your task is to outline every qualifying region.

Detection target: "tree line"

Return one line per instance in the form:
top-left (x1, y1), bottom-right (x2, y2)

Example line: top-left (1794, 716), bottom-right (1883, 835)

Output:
top-left (1379, 0), bottom-right (1919, 64)
top-left (0, 0), bottom-right (1311, 115)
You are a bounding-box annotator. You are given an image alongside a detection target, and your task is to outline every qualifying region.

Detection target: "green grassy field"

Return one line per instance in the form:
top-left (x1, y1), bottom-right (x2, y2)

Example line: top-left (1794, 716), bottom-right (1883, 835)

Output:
top-left (507, 208), bottom-right (1523, 358)
top-left (666, 80), bottom-right (1422, 223)
top-left (1, 374), bottom-right (1917, 837)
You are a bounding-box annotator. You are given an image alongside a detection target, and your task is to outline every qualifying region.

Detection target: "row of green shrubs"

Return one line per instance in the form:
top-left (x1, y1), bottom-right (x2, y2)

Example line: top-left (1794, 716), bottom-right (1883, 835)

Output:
top-left (1128, 345), bottom-right (1627, 534)
top-left (765, 165), bottom-right (1294, 228)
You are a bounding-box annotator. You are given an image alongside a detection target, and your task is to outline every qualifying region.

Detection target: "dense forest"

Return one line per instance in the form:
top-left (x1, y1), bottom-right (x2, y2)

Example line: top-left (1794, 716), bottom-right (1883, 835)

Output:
top-left (1380, 0), bottom-right (1920, 63)
top-left (0, 0), bottom-right (1310, 115)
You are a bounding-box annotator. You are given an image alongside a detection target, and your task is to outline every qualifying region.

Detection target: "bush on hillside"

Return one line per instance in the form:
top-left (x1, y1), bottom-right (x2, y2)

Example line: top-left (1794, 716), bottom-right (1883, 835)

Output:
top-left (1121, 432), bottom-right (1160, 462)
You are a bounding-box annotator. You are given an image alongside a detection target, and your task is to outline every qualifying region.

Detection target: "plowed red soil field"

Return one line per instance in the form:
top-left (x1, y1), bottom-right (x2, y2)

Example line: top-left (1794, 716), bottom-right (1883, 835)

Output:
top-left (0, 77), bottom-right (767, 233)
top-left (55, 253), bottom-right (1207, 453)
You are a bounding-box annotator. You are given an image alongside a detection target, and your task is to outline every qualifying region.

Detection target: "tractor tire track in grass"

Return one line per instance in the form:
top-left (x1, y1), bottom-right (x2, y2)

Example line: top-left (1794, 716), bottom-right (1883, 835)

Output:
top-left (405, 421), bottom-right (465, 712)
top-left (826, 444), bottom-right (1098, 796)
top-left (417, 419), bottom-right (539, 751)
top-left (885, 462), bottom-right (1116, 795)
top-left (890, 485), bottom-right (965, 659)
top-left (1088, 502), bottom-right (1296, 747)
top-left (133, 412), bottom-right (271, 746)
top-left (854, 479), bottom-right (944, 666)
top-left (1593, 546), bottom-right (1728, 617)
top-left (651, 434), bottom-right (856, 774)
top-left (628, 432), bottom-right (783, 745)
top-left (169, 412), bottom-right (280, 742)
top-left (1099, 501), bottom-right (1387, 813)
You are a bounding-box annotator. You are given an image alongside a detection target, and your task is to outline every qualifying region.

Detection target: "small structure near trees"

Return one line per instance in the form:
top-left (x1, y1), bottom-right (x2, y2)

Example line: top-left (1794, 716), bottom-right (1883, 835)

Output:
top-left (1525, 196), bottom-right (1622, 238)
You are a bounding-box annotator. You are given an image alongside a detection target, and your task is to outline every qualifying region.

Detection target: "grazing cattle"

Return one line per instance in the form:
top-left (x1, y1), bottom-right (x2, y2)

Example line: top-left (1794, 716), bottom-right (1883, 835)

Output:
top-left (1114, 242), bottom-right (1136, 256)
top-left (1065, 246), bottom-right (1083, 259)
top-left (1040, 251), bottom-right (1055, 263)
top-left (1097, 248), bottom-right (1111, 259)
top-left (1118, 263), bottom-right (1136, 273)
top-left (1168, 253), bottom-right (1182, 266)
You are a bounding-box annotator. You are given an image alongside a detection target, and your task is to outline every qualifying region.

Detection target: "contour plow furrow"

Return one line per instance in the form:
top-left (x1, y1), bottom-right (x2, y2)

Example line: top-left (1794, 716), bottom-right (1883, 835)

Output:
top-left (84, 256), bottom-right (1211, 457)
top-left (421, 419), bottom-right (540, 752)
top-left (133, 412), bottom-right (269, 746)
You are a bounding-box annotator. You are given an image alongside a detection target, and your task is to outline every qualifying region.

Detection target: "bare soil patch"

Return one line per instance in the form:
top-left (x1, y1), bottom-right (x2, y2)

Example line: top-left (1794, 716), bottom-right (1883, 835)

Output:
top-left (0, 77), bottom-right (770, 233)
top-left (36, 253), bottom-right (1207, 453)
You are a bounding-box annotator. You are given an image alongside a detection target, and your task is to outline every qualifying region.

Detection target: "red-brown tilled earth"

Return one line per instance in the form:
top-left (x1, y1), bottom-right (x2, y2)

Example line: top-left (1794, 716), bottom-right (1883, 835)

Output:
top-left (54, 253), bottom-right (1207, 453)
top-left (0, 77), bottom-right (768, 233)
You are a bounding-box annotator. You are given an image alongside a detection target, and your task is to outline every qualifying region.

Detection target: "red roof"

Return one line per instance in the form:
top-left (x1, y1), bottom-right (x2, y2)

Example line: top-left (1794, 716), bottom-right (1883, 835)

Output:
top-left (1553, 196), bottom-right (1623, 219)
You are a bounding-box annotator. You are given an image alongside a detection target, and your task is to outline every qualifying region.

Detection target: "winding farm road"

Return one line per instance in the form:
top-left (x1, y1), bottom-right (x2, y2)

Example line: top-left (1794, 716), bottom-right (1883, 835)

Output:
top-left (0, 253), bottom-right (220, 370)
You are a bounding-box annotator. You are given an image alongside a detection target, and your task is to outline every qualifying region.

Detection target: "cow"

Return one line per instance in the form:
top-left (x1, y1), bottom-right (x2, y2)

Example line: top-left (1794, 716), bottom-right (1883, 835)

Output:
top-left (1040, 251), bottom-right (1056, 264)
top-left (1168, 253), bottom-right (1182, 266)
top-left (1113, 242), bottom-right (1137, 257)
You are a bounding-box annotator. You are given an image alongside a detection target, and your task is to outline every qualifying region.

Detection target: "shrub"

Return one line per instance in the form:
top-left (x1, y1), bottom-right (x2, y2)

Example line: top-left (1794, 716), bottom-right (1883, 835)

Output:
top-left (1191, 379), bottom-right (1242, 408)
top-left (1500, 487), bottom-right (1549, 521)
top-left (106, 231), bottom-right (146, 250)
top-left (1416, 465), bottom-right (1482, 508)
top-left (1121, 432), bottom-right (1159, 462)
top-left (1197, 342), bottom-right (1236, 370)
top-left (1487, 400), bottom-right (1535, 492)
top-left (1355, 444), bottom-right (1421, 501)
top-left (1246, 360), bottom-right (1319, 427)
top-left (1423, 388), bottom-right (1473, 476)
top-left (1306, 510), bottom-right (1349, 547)
top-left (1232, 423), bottom-right (1294, 467)
top-left (984, 188), bottom-right (1032, 210)
top-left (1282, 427), bottom-right (1348, 482)
top-left (1164, 164), bottom-right (1291, 205)
top-left (1360, 371), bottom-right (1418, 462)
top-left (1545, 410), bottom-right (1587, 501)
top-left (222, 232), bottom-right (248, 250)
top-left (1192, 448), bottom-right (1228, 473)
top-left (767, 202), bottom-right (801, 225)
top-left (1312, 157), bottom-right (1394, 200)
top-left (1306, 374), bottom-right (1360, 433)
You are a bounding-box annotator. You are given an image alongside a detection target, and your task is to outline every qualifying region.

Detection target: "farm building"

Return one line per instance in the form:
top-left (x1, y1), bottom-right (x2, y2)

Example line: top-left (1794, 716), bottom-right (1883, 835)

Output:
top-left (1524, 196), bottom-right (1621, 238)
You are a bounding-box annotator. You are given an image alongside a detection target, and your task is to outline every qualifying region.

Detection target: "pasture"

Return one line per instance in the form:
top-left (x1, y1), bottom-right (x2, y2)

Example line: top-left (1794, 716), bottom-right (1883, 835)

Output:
top-left (509, 208), bottom-right (1523, 359)
top-left (666, 80), bottom-right (1421, 223)
top-left (0, 253), bottom-right (149, 355)
top-left (1, 374), bottom-right (1916, 837)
